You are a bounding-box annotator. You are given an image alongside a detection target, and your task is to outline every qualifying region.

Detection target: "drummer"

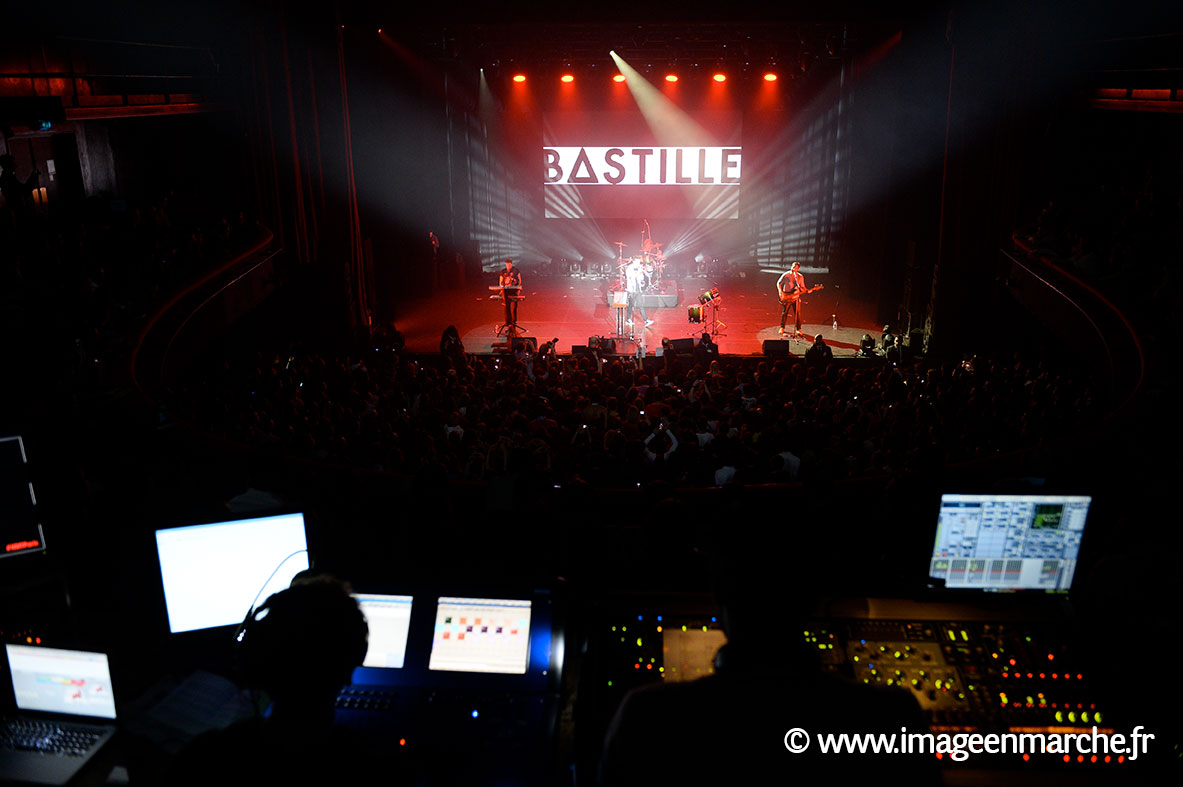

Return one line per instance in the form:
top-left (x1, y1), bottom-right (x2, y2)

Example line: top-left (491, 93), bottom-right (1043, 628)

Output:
top-left (647, 243), bottom-right (665, 285)
top-left (638, 252), bottom-right (653, 288)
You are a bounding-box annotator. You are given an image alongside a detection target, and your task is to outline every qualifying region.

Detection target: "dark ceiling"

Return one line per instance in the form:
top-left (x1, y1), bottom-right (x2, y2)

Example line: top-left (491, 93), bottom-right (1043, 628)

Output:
top-left (400, 21), bottom-right (861, 74)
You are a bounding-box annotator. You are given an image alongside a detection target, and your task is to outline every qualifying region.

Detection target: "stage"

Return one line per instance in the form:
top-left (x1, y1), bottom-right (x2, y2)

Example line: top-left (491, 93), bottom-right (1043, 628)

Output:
top-left (392, 267), bottom-right (884, 357)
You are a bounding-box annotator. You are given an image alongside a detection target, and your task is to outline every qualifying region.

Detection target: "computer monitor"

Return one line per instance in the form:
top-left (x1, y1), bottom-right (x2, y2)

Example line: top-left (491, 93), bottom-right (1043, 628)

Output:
top-left (929, 494), bottom-right (1091, 592)
top-left (0, 436), bottom-right (46, 559)
top-left (155, 513), bottom-right (309, 633)
top-left (428, 597), bottom-right (532, 674)
top-left (353, 594), bottom-right (414, 669)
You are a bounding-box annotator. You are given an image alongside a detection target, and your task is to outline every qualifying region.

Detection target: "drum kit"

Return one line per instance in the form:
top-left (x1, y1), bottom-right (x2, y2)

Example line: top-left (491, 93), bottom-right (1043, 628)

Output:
top-left (611, 239), bottom-right (667, 293)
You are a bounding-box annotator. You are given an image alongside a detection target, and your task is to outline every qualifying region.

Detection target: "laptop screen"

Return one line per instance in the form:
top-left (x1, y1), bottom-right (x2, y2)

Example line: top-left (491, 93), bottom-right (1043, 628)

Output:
top-left (929, 494), bottom-right (1092, 592)
top-left (353, 594), bottom-right (414, 669)
top-left (428, 597), bottom-right (532, 674)
top-left (155, 513), bottom-right (309, 633)
top-left (6, 645), bottom-right (116, 720)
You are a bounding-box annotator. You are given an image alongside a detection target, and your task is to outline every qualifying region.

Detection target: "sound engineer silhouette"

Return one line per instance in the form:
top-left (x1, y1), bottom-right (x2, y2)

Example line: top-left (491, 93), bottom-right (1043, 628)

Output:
top-left (169, 575), bottom-right (394, 785)
top-left (599, 509), bottom-right (939, 784)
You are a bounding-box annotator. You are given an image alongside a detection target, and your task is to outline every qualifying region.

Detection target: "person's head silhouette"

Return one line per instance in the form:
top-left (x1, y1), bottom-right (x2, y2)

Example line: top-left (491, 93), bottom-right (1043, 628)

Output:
top-left (238, 575), bottom-right (368, 722)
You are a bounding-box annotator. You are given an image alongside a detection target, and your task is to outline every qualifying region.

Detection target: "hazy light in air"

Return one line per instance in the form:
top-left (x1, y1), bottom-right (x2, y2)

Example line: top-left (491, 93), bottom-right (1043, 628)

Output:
top-left (764, 73), bottom-right (778, 82)
top-left (608, 50), bottom-right (717, 149)
top-left (712, 73), bottom-right (726, 82)
top-left (560, 74), bottom-right (574, 83)
top-left (665, 74), bottom-right (678, 83)
top-left (613, 74), bottom-right (626, 83)
top-left (513, 74), bottom-right (526, 83)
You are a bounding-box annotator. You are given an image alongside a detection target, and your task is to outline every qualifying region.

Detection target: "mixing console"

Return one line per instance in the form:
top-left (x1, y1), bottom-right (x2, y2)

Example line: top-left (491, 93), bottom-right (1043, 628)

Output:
top-left (809, 620), bottom-right (1106, 735)
top-left (581, 603), bottom-right (1169, 778)
top-left (583, 612), bottom-right (723, 704)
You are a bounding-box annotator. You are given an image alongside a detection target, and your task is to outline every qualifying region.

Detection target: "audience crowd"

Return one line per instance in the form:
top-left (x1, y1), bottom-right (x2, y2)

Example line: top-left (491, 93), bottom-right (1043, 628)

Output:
top-left (184, 340), bottom-right (1095, 489)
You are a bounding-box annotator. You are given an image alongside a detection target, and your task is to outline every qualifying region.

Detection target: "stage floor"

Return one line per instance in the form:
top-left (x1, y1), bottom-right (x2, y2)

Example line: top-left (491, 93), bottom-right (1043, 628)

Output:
top-left (394, 269), bottom-right (882, 357)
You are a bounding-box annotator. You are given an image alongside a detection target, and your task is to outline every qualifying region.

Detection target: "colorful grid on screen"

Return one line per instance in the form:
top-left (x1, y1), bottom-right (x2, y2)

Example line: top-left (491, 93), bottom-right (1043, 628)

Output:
top-left (429, 597), bottom-right (531, 674)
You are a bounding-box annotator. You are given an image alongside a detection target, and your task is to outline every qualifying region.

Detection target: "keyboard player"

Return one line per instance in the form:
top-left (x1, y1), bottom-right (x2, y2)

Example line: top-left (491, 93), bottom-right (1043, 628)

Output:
top-left (497, 257), bottom-right (522, 330)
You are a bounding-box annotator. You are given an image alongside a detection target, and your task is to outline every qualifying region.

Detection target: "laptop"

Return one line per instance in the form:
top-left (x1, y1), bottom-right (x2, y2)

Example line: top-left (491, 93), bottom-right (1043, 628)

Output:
top-left (1, 645), bottom-right (118, 785)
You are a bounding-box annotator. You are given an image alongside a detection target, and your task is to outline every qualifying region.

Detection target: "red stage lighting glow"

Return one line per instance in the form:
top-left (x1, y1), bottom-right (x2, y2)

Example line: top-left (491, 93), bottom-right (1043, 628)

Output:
top-left (613, 74), bottom-right (626, 83)
top-left (665, 74), bottom-right (678, 83)
top-left (713, 73), bottom-right (726, 82)
top-left (764, 72), bottom-right (778, 82)
top-left (561, 74), bottom-right (575, 83)
top-left (512, 74), bottom-right (526, 83)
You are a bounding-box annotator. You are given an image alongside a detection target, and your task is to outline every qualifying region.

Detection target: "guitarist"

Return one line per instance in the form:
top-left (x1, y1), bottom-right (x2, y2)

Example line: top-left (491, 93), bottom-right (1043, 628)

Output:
top-left (777, 261), bottom-right (807, 337)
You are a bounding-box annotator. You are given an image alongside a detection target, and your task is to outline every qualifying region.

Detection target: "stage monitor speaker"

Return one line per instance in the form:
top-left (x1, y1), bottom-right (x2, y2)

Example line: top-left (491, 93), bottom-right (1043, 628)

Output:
top-left (588, 337), bottom-right (617, 353)
top-left (668, 338), bottom-right (696, 354)
top-left (641, 356), bottom-right (663, 372)
top-left (762, 340), bottom-right (794, 358)
top-left (571, 345), bottom-right (590, 356)
top-left (505, 336), bottom-right (537, 353)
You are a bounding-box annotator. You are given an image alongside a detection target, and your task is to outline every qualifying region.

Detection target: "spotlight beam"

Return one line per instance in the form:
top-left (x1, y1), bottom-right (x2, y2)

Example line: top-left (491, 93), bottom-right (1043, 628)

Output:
top-left (608, 52), bottom-right (715, 148)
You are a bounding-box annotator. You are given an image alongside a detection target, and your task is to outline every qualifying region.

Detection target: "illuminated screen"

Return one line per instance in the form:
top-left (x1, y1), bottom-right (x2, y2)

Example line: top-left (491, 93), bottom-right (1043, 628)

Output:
top-left (543, 110), bottom-right (742, 219)
top-left (6, 645), bottom-right (116, 719)
top-left (354, 594), bottom-right (414, 669)
top-left (661, 628), bottom-right (726, 683)
top-left (929, 494), bottom-right (1091, 592)
top-left (155, 513), bottom-right (309, 633)
top-left (0, 436), bottom-right (46, 559)
top-left (428, 597), bottom-right (532, 674)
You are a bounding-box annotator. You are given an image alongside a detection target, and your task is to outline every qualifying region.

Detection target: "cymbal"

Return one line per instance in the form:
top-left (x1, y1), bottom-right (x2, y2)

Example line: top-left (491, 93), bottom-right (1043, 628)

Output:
top-left (652, 242), bottom-right (664, 248)
top-left (613, 241), bottom-right (627, 246)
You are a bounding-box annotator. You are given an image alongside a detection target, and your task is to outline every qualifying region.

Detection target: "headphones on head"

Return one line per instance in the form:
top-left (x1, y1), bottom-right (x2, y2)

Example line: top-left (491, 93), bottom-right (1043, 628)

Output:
top-left (237, 580), bottom-right (369, 693)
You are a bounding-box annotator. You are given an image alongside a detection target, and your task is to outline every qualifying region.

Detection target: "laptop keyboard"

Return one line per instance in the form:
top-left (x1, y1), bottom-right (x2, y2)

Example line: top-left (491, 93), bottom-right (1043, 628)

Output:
top-left (2, 719), bottom-right (102, 756)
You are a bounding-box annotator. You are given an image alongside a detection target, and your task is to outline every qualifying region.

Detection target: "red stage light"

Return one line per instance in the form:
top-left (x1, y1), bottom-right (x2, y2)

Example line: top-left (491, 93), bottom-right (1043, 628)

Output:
top-left (665, 74), bottom-right (678, 83)
top-left (512, 74), bottom-right (526, 83)
top-left (613, 74), bottom-right (626, 83)
top-left (764, 72), bottom-right (778, 82)
top-left (713, 73), bottom-right (726, 82)
top-left (560, 74), bottom-right (575, 83)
